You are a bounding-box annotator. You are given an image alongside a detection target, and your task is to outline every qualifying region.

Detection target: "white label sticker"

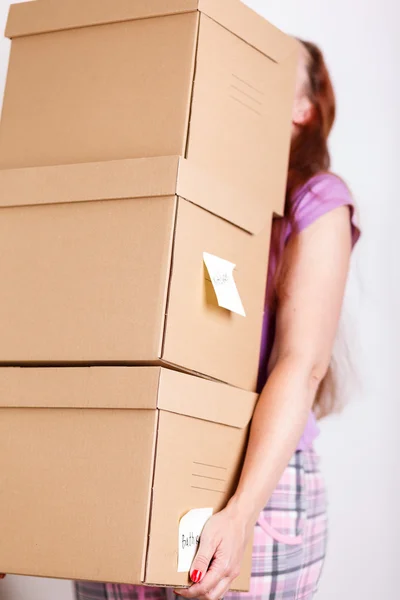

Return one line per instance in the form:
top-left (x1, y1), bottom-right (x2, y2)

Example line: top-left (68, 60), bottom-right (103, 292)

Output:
top-left (203, 252), bottom-right (246, 317)
top-left (177, 508), bottom-right (213, 573)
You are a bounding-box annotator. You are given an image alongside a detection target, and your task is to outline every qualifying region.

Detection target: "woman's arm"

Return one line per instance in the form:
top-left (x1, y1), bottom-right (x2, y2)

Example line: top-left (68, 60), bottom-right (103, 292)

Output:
top-left (176, 205), bottom-right (353, 600)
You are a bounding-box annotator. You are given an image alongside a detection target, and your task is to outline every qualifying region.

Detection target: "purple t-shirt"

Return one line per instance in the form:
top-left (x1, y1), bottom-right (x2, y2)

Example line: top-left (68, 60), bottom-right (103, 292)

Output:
top-left (257, 173), bottom-right (361, 450)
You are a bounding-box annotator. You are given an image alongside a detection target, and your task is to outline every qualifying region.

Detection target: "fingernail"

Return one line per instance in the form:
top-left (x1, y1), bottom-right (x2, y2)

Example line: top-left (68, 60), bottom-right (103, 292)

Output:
top-left (191, 570), bottom-right (202, 583)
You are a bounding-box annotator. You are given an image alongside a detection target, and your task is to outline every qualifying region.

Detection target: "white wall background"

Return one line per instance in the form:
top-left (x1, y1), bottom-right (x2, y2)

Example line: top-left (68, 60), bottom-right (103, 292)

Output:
top-left (0, 0), bottom-right (398, 599)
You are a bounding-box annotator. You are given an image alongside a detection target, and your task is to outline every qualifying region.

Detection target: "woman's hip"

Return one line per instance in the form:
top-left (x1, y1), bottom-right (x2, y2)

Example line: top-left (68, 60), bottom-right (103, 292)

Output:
top-left (227, 447), bottom-right (328, 600)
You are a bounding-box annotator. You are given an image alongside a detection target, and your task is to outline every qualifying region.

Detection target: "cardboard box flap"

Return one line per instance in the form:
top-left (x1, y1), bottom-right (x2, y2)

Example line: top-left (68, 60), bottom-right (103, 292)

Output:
top-left (176, 158), bottom-right (271, 234)
top-left (0, 367), bottom-right (163, 409)
top-left (199, 0), bottom-right (298, 63)
top-left (6, 0), bottom-right (298, 63)
top-left (0, 367), bottom-right (258, 429)
top-left (0, 156), bottom-right (181, 209)
top-left (158, 369), bottom-right (257, 429)
top-left (0, 156), bottom-right (270, 234)
top-left (5, 0), bottom-right (199, 39)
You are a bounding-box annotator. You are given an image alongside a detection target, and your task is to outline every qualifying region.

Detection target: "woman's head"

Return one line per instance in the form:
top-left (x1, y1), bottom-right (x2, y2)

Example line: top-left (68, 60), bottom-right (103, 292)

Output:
top-left (287, 41), bottom-right (336, 201)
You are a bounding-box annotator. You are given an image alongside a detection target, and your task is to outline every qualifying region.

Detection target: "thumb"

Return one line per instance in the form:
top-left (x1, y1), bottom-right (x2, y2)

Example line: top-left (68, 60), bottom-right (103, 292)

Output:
top-left (190, 536), bottom-right (215, 583)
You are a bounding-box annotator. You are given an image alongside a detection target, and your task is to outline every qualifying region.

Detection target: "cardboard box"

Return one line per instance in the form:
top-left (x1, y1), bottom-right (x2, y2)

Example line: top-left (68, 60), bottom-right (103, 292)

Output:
top-left (0, 366), bottom-right (257, 590)
top-left (0, 155), bottom-right (273, 391)
top-left (0, 0), bottom-right (298, 206)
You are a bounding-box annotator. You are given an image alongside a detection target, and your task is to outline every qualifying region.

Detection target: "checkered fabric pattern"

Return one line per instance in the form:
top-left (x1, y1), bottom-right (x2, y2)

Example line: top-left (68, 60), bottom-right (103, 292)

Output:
top-left (75, 449), bottom-right (327, 600)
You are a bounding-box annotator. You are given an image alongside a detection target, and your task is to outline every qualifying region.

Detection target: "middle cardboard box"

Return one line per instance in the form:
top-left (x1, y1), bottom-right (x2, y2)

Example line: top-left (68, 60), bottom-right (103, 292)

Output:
top-left (0, 155), bottom-right (276, 391)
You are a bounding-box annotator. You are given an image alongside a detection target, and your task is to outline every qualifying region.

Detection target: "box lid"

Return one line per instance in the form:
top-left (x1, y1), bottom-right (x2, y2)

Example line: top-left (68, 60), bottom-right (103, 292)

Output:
top-left (157, 368), bottom-right (257, 429)
top-left (0, 155), bottom-right (273, 234)
top-left (0, 367), bottom-right (162, 410)
top-left (6, 0), bottom-right (298, 64)
top-left (0, 367), bottom-right (257, 429)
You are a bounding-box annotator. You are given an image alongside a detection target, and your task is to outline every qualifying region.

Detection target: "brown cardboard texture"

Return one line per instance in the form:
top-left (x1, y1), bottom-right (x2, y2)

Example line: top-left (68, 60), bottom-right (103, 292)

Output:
top-left (0, 366), bottom-right (257, 590)
top-left (0, 156), bottom-right (272, 391)
top-left (0, 0), bottom-right (298, 215)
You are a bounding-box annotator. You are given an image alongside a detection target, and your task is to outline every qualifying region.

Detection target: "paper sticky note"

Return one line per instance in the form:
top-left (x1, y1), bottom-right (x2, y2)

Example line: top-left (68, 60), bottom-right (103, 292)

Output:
top-left (177, 508), bottom-right (213, 573)
top-left (203, 252), bottom-right (246, 317)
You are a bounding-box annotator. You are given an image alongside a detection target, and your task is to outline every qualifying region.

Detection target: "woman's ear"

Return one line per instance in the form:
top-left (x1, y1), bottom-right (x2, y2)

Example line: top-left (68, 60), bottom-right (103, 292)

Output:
top-left (292, 96), bottom-right (313, 126)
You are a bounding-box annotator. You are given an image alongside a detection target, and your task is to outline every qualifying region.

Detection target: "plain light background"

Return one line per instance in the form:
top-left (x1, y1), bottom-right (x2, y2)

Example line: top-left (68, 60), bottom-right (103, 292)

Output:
top-left (0, 0), bottom-right (398, 599)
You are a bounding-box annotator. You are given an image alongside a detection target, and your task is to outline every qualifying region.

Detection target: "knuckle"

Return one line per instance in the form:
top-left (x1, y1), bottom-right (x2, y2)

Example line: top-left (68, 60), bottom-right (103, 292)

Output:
top-left (224, 558), bottom-right (240, 579)
top-left (196, 584), bottom-right (210, 596)
top-left (222, 563), bottom-right (232, 578)
top-left (230, 565), bottom-right (241, 580)
top-left (195, 554), bottom-right (211, 569)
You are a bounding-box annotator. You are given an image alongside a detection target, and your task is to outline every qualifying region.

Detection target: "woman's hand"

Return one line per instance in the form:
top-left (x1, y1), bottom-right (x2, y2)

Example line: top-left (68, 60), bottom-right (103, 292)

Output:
top-left (174, 503), bottom-right (251, 600)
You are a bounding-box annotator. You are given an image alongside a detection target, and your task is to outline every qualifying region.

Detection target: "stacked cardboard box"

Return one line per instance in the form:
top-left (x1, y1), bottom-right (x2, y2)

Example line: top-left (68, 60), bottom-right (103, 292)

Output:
top-left (0, 0), bottom-right (298, 591)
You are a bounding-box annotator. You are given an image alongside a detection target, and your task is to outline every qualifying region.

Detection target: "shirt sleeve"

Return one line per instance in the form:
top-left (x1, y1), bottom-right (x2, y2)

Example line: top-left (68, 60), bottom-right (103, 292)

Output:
top-left (290, 173), bottom-right (361, 247)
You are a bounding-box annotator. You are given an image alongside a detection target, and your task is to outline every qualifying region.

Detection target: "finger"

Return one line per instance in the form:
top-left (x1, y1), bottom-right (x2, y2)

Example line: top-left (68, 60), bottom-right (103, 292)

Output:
top-left (189, 535), bottom-right (216, 585)
top-left (198, 576), bottom-right (231, 600)
top-left (179, 560), bottom-right (228, 599)
top-left (0, 574), bottom-right (6, 580)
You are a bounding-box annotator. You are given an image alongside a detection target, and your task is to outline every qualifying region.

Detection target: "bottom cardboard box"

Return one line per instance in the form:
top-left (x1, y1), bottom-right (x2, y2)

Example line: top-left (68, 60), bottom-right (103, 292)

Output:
top-left (0, 367), bottom-right (257, 590)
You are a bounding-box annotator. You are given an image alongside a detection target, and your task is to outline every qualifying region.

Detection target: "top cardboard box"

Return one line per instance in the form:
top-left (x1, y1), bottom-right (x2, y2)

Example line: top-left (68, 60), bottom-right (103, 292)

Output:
top-left (0, 0), bottom-right (298, 208)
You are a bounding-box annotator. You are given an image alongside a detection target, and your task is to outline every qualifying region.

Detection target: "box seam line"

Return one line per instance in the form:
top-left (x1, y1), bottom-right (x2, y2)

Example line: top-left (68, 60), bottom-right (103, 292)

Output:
top-left (143, 377), bottom-right (162, 583)
top-left (159, 196), bottom-right (179, 360)
top-left (158, 407), bottom-right (246, 429)
top-left (6, 10), bottom-right (200, 40)
top-left (183, 11), bottom-right (201, 159)
top-left (199, 12), bottom-right (279, 64)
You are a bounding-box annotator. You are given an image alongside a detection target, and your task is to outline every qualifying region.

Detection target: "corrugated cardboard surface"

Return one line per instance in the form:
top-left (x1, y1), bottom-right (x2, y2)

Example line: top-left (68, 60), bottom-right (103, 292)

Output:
top-left (0, 367), bottom-right (257, 589)
top-left (0, 366), bottom-right (162, 409)
top-left (0, 157), bottom-right (271, 391)
top-left (0, 12), bottom-right (199, 169)
top-left (188, 14), bottom-right (297, 217)
top-left (0, 405), bottom-right (158, 584)
top-left (0, 155), bottom-right (268, 234)
top-left (0, 1), bottom-right (297, 218)
top-left (164, 197), bottom-right (271, 390)
top-left (198, 0), bottom-right (297, 62)
top-left (5, 1), bottom-right (200, 38)
top-left (146, 410), bottom-right (251, 589)
top-left (0, 195), bottom-right (177, 363)
top-left (158, 368), bottom-right (256, 428)
top-left (6, 0), bottom-right (297, 63)
top-left (0, 156), bottom-right (182, 209)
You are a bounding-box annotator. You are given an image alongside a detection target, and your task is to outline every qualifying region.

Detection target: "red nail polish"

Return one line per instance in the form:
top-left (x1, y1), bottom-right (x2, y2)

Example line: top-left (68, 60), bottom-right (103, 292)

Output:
top-left (191, 570), bottom-right (202, 583)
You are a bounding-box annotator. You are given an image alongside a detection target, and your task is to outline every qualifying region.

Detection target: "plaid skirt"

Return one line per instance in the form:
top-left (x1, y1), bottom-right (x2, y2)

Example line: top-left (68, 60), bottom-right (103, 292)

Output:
top-left (75, 449), bottom-right (328, 600)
